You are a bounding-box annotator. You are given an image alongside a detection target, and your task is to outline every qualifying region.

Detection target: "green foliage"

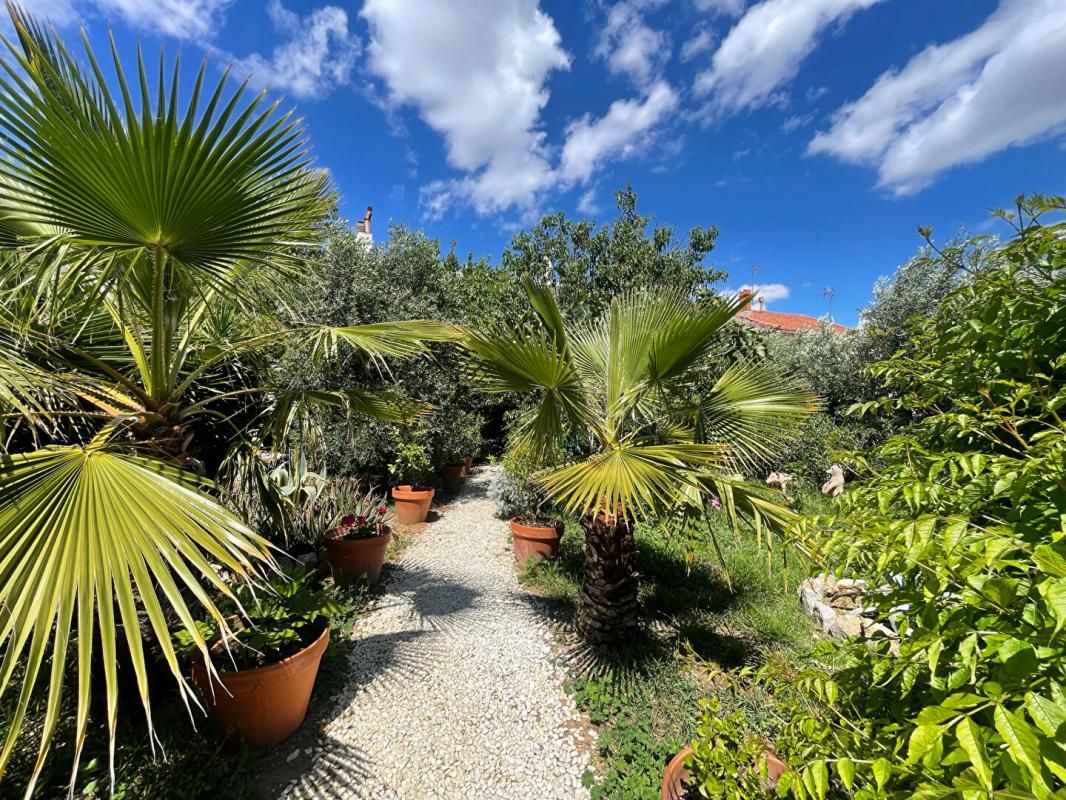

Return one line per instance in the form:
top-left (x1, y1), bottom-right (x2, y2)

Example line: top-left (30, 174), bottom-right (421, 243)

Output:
top-left (773, 195), bottom-right (1066, 799)
top-left (388, 439), bottom-right (433, 486)
top-left (429, 408), bottom-right (484, 465)
top-left (174, 565), bottom-right (342, 671)
top-left (503, 186), bottom-right (724, 322)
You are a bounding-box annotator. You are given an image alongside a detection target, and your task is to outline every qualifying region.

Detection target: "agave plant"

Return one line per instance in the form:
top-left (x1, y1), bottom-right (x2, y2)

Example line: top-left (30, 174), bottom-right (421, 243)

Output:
top-left (0, 8), bottom-right (453, 795)
top-left (462, 278), bottom-right (818, 643)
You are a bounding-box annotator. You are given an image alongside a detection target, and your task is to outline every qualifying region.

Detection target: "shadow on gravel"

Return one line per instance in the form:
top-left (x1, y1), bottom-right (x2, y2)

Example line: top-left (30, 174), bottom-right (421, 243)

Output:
top-left (258, 737), bottom-right (399, 799)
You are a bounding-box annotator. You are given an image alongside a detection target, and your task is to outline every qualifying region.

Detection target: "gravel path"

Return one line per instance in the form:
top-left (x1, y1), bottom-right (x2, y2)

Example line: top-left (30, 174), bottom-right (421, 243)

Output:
top-left (279, 468), bottom-right (595, 800)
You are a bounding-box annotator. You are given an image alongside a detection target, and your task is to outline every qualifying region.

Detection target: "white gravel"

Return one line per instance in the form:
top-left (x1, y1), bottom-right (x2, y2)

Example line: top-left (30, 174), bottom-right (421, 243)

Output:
top-left (280, 467), bottom-right (595, 800)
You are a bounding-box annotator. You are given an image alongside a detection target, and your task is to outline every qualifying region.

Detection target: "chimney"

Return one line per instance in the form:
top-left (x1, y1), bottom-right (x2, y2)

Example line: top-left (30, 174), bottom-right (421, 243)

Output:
top-left (758, 296), bottom-right (766, 312)
top-left (739, 288), bottom-right (753, 311)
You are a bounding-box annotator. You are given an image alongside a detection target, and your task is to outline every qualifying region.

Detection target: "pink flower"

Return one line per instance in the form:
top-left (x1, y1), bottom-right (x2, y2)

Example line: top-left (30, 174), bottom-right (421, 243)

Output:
top-left (377, 506), bottom-right (388, 515)
top-left (710, 497), bottom-right (722, 511)
top-left (357, 515), bottom-right (367, 525)
top-left (340, 514), bottom-right (356, 528)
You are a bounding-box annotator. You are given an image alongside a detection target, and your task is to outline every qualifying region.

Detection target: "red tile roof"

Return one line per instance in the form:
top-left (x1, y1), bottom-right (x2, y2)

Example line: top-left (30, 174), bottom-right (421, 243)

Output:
top-left (737, 309), bottom-right (848, 334)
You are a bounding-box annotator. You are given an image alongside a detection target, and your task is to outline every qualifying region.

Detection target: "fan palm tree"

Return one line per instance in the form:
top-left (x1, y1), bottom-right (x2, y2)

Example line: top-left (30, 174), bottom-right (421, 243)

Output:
top-left (0, 8), bottom-right (454, 795)
top-left (462, 278), bottom-right (819, 643)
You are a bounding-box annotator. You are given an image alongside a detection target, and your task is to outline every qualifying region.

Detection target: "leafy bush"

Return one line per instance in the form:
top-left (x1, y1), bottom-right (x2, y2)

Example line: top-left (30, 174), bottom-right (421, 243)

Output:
top-left (388, 439), bottom-right (433, 487)
top-left (702, 196), bottom-right (1066, 800)
top-left (174, 565), bottom-right (341, 671)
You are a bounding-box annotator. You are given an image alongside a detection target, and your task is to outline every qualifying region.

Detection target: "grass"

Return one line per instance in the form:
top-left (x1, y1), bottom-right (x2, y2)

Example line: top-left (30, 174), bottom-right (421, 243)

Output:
top-left (520, 508), bottom-right (817, 800)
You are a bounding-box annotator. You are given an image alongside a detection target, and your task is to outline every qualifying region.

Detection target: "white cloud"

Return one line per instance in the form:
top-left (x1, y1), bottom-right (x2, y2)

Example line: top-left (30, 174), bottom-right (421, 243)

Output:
top-left (680, 28), bottom-right (715, 62)
top-left (731, 282), bottom-right (791, 305)
top-left (809, 0), bottom-right (1066, 194)
top-left (95, 0), bottom-right (232, 39)
top-left (232, 0), bottom-right (358, 99)
top-left (17, 0), bottom-right (231, 36)
top-left (362, 0), bottom-right (569, 217)
top-left (693, 0), bottom-right (746, 16)
top-left (782, 112), bottom-right (814, 133)
top-left (559, 81), bottom-right (678, 184)
top-left (577, 188), bottom-right (602, 216)
top-left (594, 0), bottom-right (670, 87)
top-left (13, 0), bottom-right (80, 26)
top-left (695, 0), bottom-right (882, 114)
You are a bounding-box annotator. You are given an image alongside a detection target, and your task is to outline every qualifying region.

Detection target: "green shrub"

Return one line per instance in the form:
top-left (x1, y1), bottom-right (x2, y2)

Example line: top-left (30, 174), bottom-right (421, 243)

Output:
top-left (699, 196), bottom-right (1066, 800)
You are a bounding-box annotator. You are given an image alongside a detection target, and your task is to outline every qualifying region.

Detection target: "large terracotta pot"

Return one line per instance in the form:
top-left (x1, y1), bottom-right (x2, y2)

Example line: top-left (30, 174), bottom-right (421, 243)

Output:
top-left (661, 745), bottom-right (789, 799)
top-left (462, 455), bottom-right (474, 475)
top-left (439, 463), bottom-right (464, 492)
top-left (324, 528), bottom-right (392, 585)
top-left (510, 518), bottom-right (564, 564)
top-left (191, 620), bottom-right (329, 748)
top-left (391, 485), bottom-right (434, 524)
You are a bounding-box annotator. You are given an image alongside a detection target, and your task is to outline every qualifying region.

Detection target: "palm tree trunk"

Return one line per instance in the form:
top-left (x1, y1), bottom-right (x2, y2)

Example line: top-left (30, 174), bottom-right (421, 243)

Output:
top-left (578, 514), bottom-right (638, 644)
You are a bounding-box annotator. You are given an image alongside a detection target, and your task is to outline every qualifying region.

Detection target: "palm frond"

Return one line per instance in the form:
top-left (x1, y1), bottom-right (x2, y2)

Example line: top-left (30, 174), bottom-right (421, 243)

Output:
top-left (462, 321), bottom-right (594, 460)
top-left (0, 445), bottom-right (274, 796)
top-left (307, 321), bottom-right (461, 364)
top-left (0, 8), bottom-right (334, 297)
top-left (538, 442), bottom-right (730, 519)
top-left (688, 361), bottom-right (821, 471)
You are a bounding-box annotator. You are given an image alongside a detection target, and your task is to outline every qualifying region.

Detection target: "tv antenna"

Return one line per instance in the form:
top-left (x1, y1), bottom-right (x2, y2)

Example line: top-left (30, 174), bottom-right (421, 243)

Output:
top-left (750, 265), bottom-right (760, 295)
top-left (820, 287), bottom-right (835, 320)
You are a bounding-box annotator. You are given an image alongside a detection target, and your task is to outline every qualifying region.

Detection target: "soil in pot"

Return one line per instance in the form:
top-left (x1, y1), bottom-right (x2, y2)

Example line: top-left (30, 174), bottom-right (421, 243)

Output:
top-left (391, 485), bottom-right (434, 525)
top-left (510, 517), bottom-right (564, 564)
top-left (439, 463), bottom-right (464, 492)
top-left (324, 528), bottom-right (392, 585)
top-left (191, 619), bottom-right (329, 748)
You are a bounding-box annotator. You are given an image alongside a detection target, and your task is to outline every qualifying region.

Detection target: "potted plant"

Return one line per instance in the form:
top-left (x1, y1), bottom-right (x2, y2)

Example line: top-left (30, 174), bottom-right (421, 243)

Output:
top-left (493, 453), bottom-right (563, 564)
top-left (389, 441), bottom-right (435, 524)
top-left (323, 482), bottom-right (394, 585)
top-left (176, 566), bottom-right (340, 748)
top-left (431, 409), bottom-right (484, 488)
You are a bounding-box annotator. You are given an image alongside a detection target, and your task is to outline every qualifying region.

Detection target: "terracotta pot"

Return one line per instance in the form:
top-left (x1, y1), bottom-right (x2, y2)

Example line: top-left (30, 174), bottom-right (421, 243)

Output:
top-left (510, 518), bottom-right (564, 564)
top-left (661, 746), bottom-right (692, 800)
top-left (462, 455), bottom-right (474, 475)
top-left (324, 528), bottom-right (392, 585)
top-left (191, 620), bottom-right (329, 748)
top-left (439, 463), bottom-right (464, 492)
top-left (391, 485), bottom-right (434, 524)
top-left (661, 745), bottom-right (789, 799)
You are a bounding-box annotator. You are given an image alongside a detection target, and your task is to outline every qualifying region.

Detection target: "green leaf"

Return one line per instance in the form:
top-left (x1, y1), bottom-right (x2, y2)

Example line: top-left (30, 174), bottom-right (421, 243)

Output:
top-left (994, 705), bottom-right (1049, 799)
top-left (907, 724), bottom-right (944, 764)
top-left (835, 758), bottom-right (855, 791)
top-left (955, 716), bottom-right (993, 791)
top-left (871, 758), bottom-right (892, 790)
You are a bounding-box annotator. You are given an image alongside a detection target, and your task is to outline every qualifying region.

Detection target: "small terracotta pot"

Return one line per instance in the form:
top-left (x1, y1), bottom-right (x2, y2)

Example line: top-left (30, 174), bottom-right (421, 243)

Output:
top-left (191, 621), bottom-right (329, 748)
top-left (661, 746), bottom-right (692, 800)
top-left (392, 485), bottom-right (434, 524)
top-left (439, 463), bottom-right (464, 492)
top-left (510, 518), bottom-right (564, 564)
top-left (324, 528), bottom-right (392, 585)
top-left (462, 455), bottom-right (474, 475)
top-left (661, 745), bottom-right (789, 799)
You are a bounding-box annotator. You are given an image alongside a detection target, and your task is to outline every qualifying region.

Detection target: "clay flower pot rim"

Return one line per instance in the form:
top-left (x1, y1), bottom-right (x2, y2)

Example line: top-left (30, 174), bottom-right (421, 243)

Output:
top-left (510, 516), bottom-right (563, 530)
top-left (392, 484), bottom-right (434, 494)
top-left (197, 618), bottom-right (330, 681)
top-left (661, 744), bottom-right (789, 799)
top-left (326, 525), bottom-right (392, 542)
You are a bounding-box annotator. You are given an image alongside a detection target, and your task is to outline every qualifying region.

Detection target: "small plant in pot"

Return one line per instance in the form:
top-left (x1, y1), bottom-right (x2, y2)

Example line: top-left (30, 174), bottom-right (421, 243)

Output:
top-left (494, 452), bottom-right (563, 565)
top-left (323, 482), bottom-right (394, 585)
top-left (175, 565), bottom-right (340, 748)
top-left (389, 440), bottom-right (435, 524)
top-left (431, 409), bottom-right (484, 488)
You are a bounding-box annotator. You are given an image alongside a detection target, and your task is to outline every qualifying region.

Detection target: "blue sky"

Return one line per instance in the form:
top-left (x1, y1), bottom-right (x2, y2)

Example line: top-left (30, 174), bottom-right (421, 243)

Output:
top-left (15, 0), bottom-right (1066, 326)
